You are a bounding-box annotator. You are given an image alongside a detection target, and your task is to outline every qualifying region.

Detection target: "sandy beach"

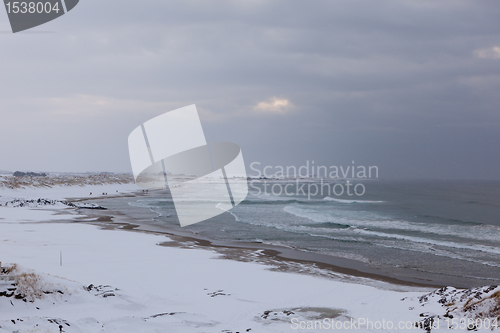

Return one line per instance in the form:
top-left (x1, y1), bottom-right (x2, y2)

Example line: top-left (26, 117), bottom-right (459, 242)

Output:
top-left (80, 204), bottom-right (444, 289)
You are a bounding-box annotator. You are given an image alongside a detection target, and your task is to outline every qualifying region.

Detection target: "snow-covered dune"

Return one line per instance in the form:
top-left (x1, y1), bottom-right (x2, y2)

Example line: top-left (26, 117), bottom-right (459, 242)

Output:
top-left (0, 173), bottom-right (136, 201)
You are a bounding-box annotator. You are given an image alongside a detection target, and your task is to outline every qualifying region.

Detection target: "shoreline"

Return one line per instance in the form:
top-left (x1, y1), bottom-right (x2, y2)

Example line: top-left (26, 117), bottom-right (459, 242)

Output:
top-left (71, 191), bottom-right (444, 290)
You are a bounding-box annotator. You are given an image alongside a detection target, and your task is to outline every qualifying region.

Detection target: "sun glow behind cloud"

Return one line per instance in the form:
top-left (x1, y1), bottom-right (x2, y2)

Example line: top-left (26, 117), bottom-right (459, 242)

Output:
top-left (255, 97), bottom-right (291, 114)
top-left (473, 46), bottom-right (500, 59)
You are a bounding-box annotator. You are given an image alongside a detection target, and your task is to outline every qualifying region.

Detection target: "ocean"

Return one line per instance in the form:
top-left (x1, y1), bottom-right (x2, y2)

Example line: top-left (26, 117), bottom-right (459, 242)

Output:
top-left (96, 179), bottom-right (500, 288)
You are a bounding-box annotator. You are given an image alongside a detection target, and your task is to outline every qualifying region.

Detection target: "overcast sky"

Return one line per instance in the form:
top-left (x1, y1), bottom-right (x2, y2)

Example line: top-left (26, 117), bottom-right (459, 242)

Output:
top-left (0, 0), bottom-right (499, 179)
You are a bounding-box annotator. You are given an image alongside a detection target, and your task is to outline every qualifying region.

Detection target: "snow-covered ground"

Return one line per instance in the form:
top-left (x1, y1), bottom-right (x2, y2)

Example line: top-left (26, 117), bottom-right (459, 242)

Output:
top-left (0, 177), bottom-right (498, 332)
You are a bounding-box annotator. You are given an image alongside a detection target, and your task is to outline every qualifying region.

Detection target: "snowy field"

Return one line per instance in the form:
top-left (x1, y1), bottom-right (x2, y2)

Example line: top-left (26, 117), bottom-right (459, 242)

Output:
top-left (0, 175), bottom-right (499, 332)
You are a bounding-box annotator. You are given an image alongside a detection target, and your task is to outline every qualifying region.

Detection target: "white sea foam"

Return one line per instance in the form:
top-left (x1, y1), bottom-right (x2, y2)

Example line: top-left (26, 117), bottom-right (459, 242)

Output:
top-left (323, 197), bottom-right (385, 203)
top-left (283, 204), bottom-right (500, 243)
top-left (351, 228), bottom-right (500, 256)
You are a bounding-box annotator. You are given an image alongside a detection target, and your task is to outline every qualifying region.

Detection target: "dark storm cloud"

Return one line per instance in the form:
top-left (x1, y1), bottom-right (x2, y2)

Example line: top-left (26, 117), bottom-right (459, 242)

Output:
top-left (0, 0), bottom-right (498, 178)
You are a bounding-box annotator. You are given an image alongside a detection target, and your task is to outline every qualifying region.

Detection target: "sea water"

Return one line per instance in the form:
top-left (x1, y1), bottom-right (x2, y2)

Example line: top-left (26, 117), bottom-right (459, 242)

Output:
top-left (118, 179), bottom-right (500, 287)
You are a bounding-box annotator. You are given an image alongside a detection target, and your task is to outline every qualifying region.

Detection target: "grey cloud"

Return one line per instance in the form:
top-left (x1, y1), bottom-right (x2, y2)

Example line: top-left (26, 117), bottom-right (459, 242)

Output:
top-left (0, 0), bottom-right (499, 178)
